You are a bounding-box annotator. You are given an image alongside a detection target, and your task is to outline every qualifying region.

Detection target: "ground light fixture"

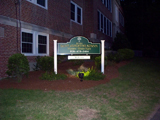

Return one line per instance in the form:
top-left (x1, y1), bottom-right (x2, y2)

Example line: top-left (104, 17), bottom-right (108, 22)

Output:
top-left (78, 73), bottom-right (84, 82)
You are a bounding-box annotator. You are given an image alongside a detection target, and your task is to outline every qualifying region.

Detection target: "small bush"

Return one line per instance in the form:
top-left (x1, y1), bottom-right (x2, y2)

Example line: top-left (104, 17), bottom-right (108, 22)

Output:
top-left (95, 56), bottom-right (107, 69)
top-left (95, 56), bottom-right (101, 69)
top-left (57, 55), bottom-right (67, 64)
top-left (107, 52), bottom-right (124, 63)
top-left (118, 48), bottom-right (134, 60)
top-left (143, 48), bottom-right (157, 58)
top-left (112, 32), bottom-right (131, 51)
top-left (39, 56), bottom-right (54, 72)
top-left (83, 67), bottom-right (105, 81)
top-left (33, 56), bottom-right (41, 71)
top-left (40, 72), bottom-right (67, 81)
top-left (90, 54), bottom-right (99, 60)
top-left (6, 53), bottom-right (29, 81)
top-left (76, 67), bottom-right (105, 81)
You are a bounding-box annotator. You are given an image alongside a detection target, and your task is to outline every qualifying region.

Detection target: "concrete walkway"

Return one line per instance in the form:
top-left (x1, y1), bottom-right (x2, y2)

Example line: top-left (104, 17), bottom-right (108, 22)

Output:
top-left (150, 108), bottom-right (160, 120)
top-left (147, 105), bottom-right (160, 120)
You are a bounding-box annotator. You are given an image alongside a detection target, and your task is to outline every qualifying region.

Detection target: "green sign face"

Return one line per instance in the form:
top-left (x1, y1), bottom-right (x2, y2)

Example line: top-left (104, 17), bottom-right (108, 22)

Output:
top-left (58, 36), bottom-right (100, 55)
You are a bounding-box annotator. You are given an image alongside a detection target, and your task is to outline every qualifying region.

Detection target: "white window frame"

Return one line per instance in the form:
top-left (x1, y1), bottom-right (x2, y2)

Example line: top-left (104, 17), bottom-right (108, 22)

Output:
top-left (21, 28), bottom-right (49, 56)
top-left (102, 0), bottom-right (112, 12)
top-left (115, 5), bottom-right (119, 22)
top-left (26, 0), bottom-right (48, 9)
top-left (119, 11), bottom-right (124, 27)
top-left (71, 1), bottom-right (83, 25)
top-left (98, 10), bottom-right (112, 37)
top-left (21, 30), bottom-right (34, 54)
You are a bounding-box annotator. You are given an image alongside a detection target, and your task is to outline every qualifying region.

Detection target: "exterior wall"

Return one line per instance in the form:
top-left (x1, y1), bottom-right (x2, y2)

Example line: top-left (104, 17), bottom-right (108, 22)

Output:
top-left (94, 0), bottom-right (113, 44)
top-left (112, 0), bottom-right (125, 40)
top-left (0, 0), bottom-right (17, 19)
top-left (21, 0), bottom-right (71, 34)
top-left (0, 0), bottom-right (125, 79)
top-left (83, 0), bottom-right (113, 48)
top-left (83, 0), bottom-right (94, 38)
top-left (0, 24), bottom-right (19, 78)
top-left (118, 6), bottom-right (125, 33)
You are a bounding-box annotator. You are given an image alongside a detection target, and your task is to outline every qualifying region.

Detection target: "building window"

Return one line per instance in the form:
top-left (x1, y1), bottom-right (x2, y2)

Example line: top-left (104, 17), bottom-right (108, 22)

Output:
top-left (98, 11), bottom-right (100, 31)
top-left (22, 32), bottom-right (33, 53)
top-left (38, 35), bottom-right (47, 54)
top-left (104, 17), bottom-right (107, 34)
top-left (98, 11), bottom-right (112, 37)
top-left (26, 0), bottom-right (48, 9)
top-left (101, 13), bottom-right (104, 32)
top-left (37, 0), bottom-right (46, 7)
top-left (115, 5), bottom-right (119, 22)
top-left (119, 12), bottom-right (124, 27)
top-left (71, 1), bottom-right (82, 24)
top-left (71, 3), bottom-right (75, 21)
top-left (21, 29), bottom-right (49, 56)
top-left (101, 0), bottom-right (112, 12)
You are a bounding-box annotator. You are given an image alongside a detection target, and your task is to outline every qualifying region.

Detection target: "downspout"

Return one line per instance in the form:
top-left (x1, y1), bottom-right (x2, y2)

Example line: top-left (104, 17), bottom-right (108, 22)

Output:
top-left (19, 0), bottom-right (21, 53)
top-left (14, 0), bottom-right (21, 53)
top-left (14, 0), bottom-right (19, 53)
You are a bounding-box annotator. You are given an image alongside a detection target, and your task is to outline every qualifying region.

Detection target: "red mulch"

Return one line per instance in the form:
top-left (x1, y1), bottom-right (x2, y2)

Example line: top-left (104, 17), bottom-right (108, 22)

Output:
top-left (0, 61), bottom-right (130, 91)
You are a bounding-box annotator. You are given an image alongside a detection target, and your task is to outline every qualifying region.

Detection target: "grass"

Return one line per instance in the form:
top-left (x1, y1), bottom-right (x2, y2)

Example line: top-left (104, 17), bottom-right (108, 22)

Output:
top-left (0, 57), bottom-right (160, 120)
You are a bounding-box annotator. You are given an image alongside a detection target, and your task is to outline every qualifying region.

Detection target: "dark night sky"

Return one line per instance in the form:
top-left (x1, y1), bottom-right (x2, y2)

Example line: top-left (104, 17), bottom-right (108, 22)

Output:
top-left (120, 0), bottom-right (160, 51)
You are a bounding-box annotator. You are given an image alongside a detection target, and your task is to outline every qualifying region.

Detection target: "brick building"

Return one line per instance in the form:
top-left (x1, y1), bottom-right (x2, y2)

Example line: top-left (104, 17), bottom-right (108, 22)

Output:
top-left (0, 0), bottom-right (124, 79)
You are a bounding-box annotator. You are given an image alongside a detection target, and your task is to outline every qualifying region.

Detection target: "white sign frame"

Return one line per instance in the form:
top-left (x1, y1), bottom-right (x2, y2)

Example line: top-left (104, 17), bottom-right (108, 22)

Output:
top-left (54, 39), bottom-right (105, 74)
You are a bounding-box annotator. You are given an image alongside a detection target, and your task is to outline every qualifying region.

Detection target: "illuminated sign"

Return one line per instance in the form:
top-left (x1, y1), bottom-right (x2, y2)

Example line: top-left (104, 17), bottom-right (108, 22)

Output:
top-left (58, 36), bottom-right (100, 54)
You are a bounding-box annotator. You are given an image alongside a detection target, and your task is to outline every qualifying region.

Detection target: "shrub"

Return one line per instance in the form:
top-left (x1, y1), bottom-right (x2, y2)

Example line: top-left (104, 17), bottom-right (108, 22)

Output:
top-left (76, 67), bottom-right (105, 81)
top-left (6, 53), bottom-right (29, 81)
top-left (95, 56), bottom-right (107, 70)
top-left (57, 55), bottom-right (67, 64)
top-left (118, 48), bottom-right (134, 60)
top-left (83, 67), bottom-right (105, 81)
top-left (33, 56), bottom-right (41, 71)
top-left (143, 48), bottom-right (157, 58)
top-left (112, 32), bottom-right (131, 51)
top-left (39, 56), bottom-right (54, 72)
top-left (90, 54), bottom-right (99, 60)
top-left (95, 56), bottom-right (101, 69)
top-left (107, 52), bottom-right (124, 63)
top-left (40, 72), bottom-right (67, 81)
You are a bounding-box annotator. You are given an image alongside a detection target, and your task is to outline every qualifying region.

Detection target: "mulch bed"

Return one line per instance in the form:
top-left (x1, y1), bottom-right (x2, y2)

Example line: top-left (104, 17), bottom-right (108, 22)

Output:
top-left (0, 61), bottom-right (130, 91)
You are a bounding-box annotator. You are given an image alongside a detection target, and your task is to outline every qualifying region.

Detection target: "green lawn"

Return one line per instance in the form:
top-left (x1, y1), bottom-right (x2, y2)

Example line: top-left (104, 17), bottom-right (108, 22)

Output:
top-left (0, 57), bottom-right (160, 120)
